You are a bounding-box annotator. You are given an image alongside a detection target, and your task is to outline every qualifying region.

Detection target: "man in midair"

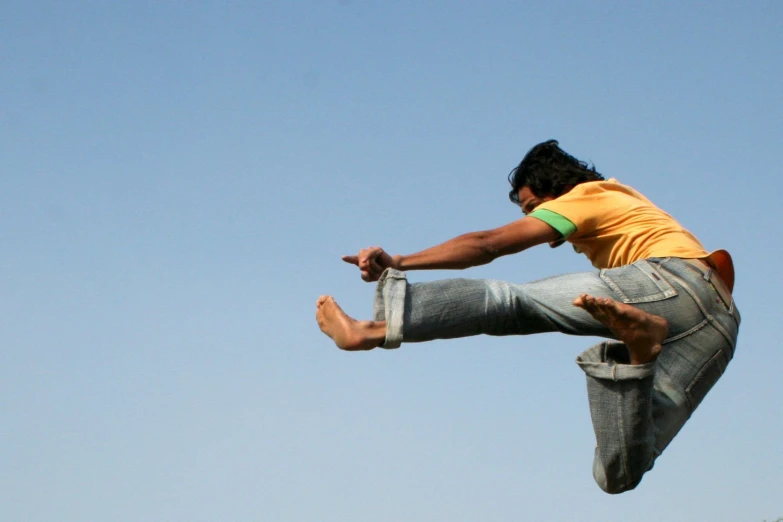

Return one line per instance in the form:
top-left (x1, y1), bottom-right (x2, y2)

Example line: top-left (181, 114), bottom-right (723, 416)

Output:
top-left (316, 139), bottom-right (739, 493)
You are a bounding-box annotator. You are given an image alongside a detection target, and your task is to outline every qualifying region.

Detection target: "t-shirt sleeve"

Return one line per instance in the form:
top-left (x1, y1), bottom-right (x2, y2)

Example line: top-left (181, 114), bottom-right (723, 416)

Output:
top-left (532, 184), bottom-right (607, 237)
top-left (528, 209), bottom-right (577, 238)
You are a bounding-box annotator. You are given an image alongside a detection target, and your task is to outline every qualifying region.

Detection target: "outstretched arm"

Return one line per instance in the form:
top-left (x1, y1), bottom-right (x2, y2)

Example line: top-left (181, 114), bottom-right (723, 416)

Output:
top-left (343, 217), bottom-right (560, 281)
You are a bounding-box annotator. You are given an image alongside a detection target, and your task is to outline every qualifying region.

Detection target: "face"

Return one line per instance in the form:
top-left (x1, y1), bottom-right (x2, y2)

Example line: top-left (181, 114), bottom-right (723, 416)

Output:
top-left (517, 186), bottom-right (554, 216)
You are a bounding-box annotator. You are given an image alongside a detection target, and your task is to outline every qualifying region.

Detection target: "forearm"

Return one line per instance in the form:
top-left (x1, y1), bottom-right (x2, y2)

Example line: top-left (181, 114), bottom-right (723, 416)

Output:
top-left (381, 218), bottom-right (556, 274)
top-left (394, 231), bottom-right (498, 271)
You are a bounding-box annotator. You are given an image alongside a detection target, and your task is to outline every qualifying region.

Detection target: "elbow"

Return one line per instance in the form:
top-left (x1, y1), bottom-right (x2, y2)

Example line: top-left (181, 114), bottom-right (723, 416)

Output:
top-left (478, 229), bottom-right (533, 260)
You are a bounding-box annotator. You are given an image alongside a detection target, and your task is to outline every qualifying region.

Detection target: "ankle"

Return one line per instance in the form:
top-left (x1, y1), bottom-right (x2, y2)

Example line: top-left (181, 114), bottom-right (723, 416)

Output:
top-left (356, 320), bottom-right (386, 345)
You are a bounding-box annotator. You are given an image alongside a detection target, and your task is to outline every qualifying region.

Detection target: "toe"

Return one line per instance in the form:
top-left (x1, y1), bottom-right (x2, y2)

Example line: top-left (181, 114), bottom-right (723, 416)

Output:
top-left (573, 293), bottom-right (590, 307)
top-left (582, 295), bottom-right (599, 312)
top-left (594, 297), bottom-right (611, 309)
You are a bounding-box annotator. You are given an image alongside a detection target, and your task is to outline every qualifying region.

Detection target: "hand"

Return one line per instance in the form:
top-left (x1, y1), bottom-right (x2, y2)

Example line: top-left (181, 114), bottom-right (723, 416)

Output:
top-left (342, 246), bottom-right (399, 282)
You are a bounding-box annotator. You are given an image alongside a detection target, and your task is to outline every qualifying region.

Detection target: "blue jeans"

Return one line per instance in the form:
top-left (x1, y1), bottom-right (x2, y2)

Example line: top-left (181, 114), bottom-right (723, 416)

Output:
top-left (372, 258), bottom-right (740, 493)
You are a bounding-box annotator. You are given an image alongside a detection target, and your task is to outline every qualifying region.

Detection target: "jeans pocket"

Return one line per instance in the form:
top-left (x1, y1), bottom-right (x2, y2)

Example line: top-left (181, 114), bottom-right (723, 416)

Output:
top-left (685, 349), bottom-right (729, 412)
top-left (600, 259), bottom-right (678, 304)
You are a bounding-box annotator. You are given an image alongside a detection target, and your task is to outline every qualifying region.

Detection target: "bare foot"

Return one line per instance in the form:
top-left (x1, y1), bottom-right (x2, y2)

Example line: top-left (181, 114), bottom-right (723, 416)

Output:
top-left (573, 294), bottom-right (669, 365)
top-left (315, 296), bottom-right (386, 351)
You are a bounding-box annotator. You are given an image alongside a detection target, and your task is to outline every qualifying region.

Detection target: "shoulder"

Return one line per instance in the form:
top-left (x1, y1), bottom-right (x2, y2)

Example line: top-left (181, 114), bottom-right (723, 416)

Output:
top-left (545, 179), bottom-right (625, 206)
top-left (557, 179), bottom-right (652, 205)
top-left (566, 178), bottom-right (630, 196)
top-left (535, 179), bottom-right (649, 232)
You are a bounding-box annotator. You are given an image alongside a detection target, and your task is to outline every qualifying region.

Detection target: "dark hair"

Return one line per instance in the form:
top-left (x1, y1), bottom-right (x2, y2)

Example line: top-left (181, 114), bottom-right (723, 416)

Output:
top-left (508, 140), bottom-right (604, 205)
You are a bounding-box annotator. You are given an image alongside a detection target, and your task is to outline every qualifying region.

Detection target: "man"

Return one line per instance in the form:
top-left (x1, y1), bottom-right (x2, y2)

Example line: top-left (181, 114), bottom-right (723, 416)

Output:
top-left (315, 140), bottom-right (740, 493)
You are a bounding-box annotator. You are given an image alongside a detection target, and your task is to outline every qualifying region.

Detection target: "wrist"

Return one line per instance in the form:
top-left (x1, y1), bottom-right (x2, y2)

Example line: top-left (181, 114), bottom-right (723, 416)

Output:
top-left (391, 254), bottom-right (404, 270)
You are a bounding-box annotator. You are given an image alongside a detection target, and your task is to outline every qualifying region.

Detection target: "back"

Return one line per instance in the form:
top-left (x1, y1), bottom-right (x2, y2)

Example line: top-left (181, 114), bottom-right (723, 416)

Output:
top-left (531, 179), bottom-right (709, 268)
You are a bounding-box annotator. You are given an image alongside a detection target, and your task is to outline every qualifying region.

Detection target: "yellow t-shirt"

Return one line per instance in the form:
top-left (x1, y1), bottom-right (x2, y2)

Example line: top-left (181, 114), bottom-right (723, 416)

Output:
top-left (529, 179), bottom-right (709, 269)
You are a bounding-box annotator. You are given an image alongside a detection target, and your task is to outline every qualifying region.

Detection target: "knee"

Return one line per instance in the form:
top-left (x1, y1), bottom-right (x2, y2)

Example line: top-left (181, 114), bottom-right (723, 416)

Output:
top-left (593, 462), bottom-right (644, 495)
top-left (595, 477), bottom-right (642, 495)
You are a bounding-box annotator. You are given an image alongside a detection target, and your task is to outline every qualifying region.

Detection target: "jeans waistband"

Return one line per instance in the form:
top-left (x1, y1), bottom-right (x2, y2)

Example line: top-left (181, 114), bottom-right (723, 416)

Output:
top-left (678, 258), bottom-right (734, 312)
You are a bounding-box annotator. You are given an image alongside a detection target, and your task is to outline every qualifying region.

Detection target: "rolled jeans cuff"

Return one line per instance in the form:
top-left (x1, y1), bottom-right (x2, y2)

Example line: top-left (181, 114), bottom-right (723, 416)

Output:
top-left (373, 268), bottom-right (408, 349)
top-left (576, 341), bottom-right (657, 381)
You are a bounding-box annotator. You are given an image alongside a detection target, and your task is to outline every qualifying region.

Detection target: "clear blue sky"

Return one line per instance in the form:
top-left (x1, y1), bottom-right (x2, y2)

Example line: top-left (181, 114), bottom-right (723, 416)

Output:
top-left (2, 1), bottom-right (781, 521)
